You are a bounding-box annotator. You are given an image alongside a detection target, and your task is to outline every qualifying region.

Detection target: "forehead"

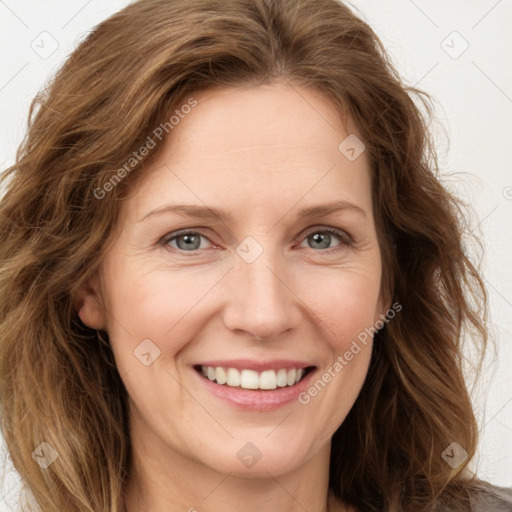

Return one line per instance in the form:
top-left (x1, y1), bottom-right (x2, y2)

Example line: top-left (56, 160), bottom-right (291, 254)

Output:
top-left (124, 83), bottom-right (372, 222)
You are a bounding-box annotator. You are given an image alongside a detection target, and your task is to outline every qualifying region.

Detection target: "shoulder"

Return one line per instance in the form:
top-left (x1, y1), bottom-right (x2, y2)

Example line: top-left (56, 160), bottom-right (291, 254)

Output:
top-left (437, 481), bottom-right (512, 511)
top-left (468, 481), bottom-right (512, 511)
top-left (433, 480), bottom-right (512, 512)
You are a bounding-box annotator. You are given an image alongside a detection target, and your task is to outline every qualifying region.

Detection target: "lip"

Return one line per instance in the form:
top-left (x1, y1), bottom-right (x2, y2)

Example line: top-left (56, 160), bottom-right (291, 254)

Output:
top-left (194, 359), bottom-right (313, 372)
top-left (191, 363), bottom-right (317, 412)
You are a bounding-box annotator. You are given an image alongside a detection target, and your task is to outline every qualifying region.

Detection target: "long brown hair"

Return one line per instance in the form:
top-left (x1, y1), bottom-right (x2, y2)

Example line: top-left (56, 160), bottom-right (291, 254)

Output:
top-left (0, 0), bottom-right (488, 510)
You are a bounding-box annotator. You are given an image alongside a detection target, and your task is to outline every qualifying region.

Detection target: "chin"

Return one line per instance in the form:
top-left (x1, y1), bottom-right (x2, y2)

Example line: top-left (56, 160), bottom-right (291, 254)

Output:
top-left (193, 437), bottom-right (316, 477)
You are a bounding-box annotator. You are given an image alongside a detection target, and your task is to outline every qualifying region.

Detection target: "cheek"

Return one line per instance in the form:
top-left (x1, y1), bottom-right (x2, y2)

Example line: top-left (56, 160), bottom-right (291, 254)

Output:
top-left (298, 273), bottom-right (378, 429)
top-left (102, 263), bottom-right (222, 367)
top-left (299, 265), bottom-right (382, 344)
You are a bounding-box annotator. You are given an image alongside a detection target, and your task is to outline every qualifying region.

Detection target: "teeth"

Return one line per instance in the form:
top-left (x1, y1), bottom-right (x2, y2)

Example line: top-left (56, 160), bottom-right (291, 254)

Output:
top-left (259, 370), bottom-right (277, 390)
top-left (226, 368), bottom-right (241, 386)
top-left (215, 367), bottom-right (227, 385)
top-left (200, 366), bottom-right (308, 389)
top-left (240, 369), bottom-right (259, 389)
top-left (276, 368), bottom-right (288, 387)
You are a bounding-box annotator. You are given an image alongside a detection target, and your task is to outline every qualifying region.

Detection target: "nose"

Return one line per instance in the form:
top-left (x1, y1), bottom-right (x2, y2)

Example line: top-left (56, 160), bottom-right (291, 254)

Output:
top-left (220, 241), bottom-right (301, 341)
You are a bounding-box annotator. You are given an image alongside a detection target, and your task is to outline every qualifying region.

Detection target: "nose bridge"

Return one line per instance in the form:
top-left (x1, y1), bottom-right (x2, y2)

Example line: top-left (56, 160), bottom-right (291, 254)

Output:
top-left (223, 235), bottom-right (297, 338)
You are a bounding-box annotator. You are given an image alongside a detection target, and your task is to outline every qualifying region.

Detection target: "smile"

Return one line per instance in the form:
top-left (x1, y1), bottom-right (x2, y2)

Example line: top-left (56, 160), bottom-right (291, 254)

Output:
top-left (197, 365), bottom-right (312, 390)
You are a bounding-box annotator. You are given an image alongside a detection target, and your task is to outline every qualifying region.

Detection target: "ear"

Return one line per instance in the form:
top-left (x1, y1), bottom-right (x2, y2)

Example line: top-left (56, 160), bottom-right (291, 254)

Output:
top-left (73, 273), bottom-right (107, 330)
top-left (373, 288), bottom-right (393, 328)
top-left (380, 295), bottom-right (393, 318)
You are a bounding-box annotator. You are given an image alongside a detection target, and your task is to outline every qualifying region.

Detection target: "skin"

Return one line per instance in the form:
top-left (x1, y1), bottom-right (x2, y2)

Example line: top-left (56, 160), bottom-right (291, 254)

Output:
top-left (77, 82), bottom-right (390, 512)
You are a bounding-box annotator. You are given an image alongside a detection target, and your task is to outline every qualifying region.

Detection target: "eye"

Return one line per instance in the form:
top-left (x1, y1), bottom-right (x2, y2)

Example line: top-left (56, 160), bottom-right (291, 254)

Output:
top-left (160, 227), bottom-right (352, 254)
top-left (162, 230), bottom-right (214, 252)
top-left (297, 227), bottom-right (351, 251)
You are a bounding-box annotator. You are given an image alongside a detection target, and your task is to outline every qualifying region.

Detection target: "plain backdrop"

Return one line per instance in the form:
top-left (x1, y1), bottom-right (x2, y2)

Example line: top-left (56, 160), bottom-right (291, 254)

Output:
top-left (0, 0), bottom-right (511, 508)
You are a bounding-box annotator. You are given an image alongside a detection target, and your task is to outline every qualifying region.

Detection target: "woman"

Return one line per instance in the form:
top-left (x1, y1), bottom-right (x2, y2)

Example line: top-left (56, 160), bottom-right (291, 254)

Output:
top-left (0, 0), bottom-right (510, 510)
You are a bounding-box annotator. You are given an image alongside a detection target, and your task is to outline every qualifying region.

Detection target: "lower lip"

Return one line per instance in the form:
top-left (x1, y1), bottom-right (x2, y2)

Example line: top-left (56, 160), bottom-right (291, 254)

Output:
top-left (193, 368), bottom-right (316, 411)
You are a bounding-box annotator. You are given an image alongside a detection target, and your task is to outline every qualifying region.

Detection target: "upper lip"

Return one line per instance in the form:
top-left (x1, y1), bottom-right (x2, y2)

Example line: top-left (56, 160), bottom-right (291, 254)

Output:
top-left (194, 359), bottom-right (316, 372)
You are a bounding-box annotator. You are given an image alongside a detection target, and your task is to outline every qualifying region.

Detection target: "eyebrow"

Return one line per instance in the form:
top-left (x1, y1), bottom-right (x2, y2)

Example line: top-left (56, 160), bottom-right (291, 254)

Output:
top-left (138, 200), bottom-right (367, 223)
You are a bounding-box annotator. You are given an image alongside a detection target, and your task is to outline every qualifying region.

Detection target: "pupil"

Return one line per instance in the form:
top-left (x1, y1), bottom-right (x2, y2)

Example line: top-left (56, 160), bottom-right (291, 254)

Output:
top-left (311, 232), bottom-right (329, 249)
top-left (179, 234), bottom-right (199, 250)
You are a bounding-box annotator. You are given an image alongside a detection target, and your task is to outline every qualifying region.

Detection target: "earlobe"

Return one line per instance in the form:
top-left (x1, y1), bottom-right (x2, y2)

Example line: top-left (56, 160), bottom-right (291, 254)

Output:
top-left (374, 293), bottom-right (393, 331)
top-left (382, 298), bottom-right (393, 318)
top-left (73, 275), bottom-right (107, 330)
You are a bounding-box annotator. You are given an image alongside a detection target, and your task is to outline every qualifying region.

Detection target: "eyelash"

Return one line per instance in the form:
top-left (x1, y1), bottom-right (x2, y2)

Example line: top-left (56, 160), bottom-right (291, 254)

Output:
top-left (160, 226), bottom-right (353, 255)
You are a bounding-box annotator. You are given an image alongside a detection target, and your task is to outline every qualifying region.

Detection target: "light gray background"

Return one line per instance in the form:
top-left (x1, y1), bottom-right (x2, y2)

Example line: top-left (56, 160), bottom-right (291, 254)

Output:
top-left (0, 0), bottom-right (511, 509)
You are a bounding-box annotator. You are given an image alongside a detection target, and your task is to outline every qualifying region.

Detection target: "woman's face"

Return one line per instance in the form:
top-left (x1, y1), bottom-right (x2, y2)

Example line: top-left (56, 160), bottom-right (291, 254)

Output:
top-left (78, 83), bottom-right (389, 477)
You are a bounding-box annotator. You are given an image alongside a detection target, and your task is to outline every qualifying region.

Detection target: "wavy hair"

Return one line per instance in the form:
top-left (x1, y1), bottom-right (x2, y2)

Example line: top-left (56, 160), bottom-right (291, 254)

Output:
top-left (0, 0), bottom-right (488, 510)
